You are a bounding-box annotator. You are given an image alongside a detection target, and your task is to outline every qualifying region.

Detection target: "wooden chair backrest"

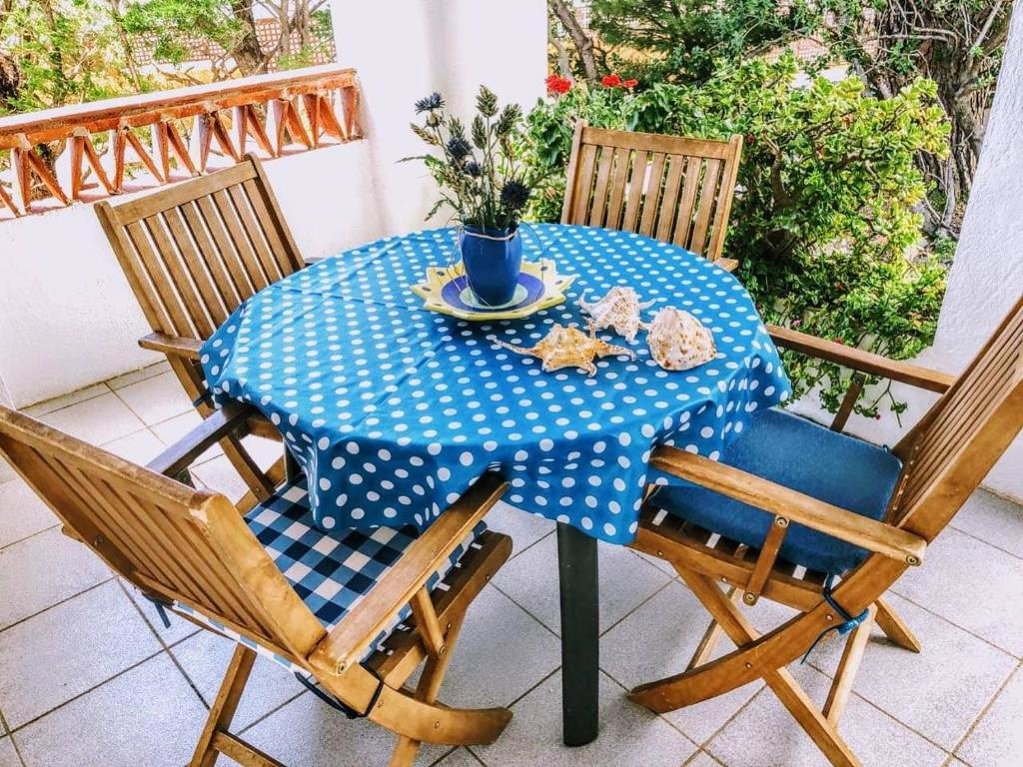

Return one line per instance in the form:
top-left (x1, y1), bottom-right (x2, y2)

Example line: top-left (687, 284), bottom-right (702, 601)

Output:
top-left (891, 295), bottom-right (1023, 541)
top-left (95, 154), bottom-right (305, 343)
top-left (561, 124), bottom-right (743, 261)
top-left (0, 406), bottom-right (324, 661)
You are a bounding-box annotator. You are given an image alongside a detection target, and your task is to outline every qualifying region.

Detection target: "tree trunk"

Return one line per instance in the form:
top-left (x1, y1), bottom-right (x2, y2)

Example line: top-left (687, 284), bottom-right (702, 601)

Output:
top-left (0, 50), bottom-right (20, 110)
top-left (820, 1), bottom-right (1009, 239)
top-left (107, 0), bottom-right (144, 92)
top-left (551, 33), bottom-right (572, 77)
top-left (549, 0), bottom-right (598, 82)
top-left (293, 0), bottom-right (311, 50)
top-left (230, 0), bottom-right (266, 75)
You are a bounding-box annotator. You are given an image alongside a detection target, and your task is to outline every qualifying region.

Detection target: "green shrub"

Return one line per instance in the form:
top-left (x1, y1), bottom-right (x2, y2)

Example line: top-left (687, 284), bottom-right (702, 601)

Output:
top-left (523, 54), bottom-right (950, 419)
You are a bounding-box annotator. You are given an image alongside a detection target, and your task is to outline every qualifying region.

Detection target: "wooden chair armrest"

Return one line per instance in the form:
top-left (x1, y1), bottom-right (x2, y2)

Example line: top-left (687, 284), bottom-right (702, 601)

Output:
top-left (138, 332), bottom-right (204, 361)
top-left (147, 402), bottom-right (259, 478)
top-left (309, 473), bottom-right (509, 675)
top-left (767, 324), bottom-right (955, 394)
top-left (650, 446), bottom-right (926, 565)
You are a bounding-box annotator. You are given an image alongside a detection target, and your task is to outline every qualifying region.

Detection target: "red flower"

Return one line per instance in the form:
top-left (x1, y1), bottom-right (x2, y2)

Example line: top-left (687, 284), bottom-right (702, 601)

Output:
top-left (623, 78), bottom-right (638, 89)
top-left (601, 73), bottom-right (623, 88)
top-left (545, 74), bottom-right (572, 95)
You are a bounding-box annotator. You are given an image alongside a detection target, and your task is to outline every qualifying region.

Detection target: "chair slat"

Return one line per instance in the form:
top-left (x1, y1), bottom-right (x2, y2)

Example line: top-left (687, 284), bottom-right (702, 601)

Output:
top-left (162, 206), bottom-right (230, 327)
top-left (690, 159), bottom-right (723, 254)
top-left (111, 481), bottom-right (225, 607)
top-left (55, 458), bottom-right (154, 573)
top-left (672, 158), bottom-right (702, 248)
top-left (655, 155), bottom-right (685, 242)
top-left (33, 451), bottom-right (140, 576)
top-left (707, 137), bottom-right (743, 260)
top-left (125, 220), bottom-right (194, 337)
top-left (571, 144), bottom-right (598, 224)
top-left (199, 193), bottom-right (261, 299)
top-left (144, 212), bottom-right (216, 338)
top-left (212, 188), bottom-right (271, 292)
top-left (605, 149), bottom-right (631, 230)
top-left (186, 197), bottom-right (255, 305)
top-left (242, 178), bottom-right (300, 277)
top-left (621, 150), bottom-right (649, 232)
top-left (638, 152), bottom-right (666, 237)
top-left (228, 183), bottom-right (284, 284)
top-left (588, 146), bottom-right (614, 227)
top-left (901, 322), bottom-right (1020, 499)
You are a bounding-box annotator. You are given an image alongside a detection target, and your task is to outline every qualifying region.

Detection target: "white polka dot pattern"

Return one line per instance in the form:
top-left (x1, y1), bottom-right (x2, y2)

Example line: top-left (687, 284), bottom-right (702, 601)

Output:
top-left (200, 224), bottom-right (792, 544)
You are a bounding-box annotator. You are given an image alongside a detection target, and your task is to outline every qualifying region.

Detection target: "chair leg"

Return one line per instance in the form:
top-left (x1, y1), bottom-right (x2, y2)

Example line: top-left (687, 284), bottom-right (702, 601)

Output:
top-left (686, 586), bottom-right (741, 671)
top-left (234, 456), bottom-right (287, 515)
top-left (389, 616), bottom-right (466, 767)
top-left (631, 567), bottom-right (862, 767)
top-left (190, 644), bottom-right (285, 767)
top-left (767, 666), bottom-right (862, 767)
top-left (823, 605), bottom-right (876, 724)
top-left (874, 596), bottom-right (921, 653)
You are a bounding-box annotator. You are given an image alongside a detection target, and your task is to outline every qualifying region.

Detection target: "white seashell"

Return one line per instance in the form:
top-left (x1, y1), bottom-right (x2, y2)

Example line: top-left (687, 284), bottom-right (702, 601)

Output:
top-left (579, 287), bottom-right (655, 343)
top-left (646, 307), bottom-right (716, 371)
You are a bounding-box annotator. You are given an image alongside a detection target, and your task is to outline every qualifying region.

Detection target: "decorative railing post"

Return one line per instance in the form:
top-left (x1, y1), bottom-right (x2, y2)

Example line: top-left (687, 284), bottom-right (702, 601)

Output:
top-left (0, 64), bottom-right (362, 220)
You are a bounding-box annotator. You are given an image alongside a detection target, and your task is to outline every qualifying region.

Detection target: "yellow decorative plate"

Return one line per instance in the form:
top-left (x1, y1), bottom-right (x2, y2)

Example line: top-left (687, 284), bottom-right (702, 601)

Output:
top-left (410, 259), bottom-right (575, 321)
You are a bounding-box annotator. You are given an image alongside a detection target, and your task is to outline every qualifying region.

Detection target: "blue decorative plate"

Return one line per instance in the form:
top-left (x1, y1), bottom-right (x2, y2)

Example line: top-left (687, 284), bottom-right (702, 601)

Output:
top-left (411, 259), bottom-right (575, 321)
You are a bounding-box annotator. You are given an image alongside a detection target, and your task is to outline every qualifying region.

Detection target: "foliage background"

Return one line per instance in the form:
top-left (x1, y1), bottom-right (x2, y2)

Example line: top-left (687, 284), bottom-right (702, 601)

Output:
top-left (0, 0), bottom-right (334, 117)
top-left (524, 52), bottom-right (950, 417)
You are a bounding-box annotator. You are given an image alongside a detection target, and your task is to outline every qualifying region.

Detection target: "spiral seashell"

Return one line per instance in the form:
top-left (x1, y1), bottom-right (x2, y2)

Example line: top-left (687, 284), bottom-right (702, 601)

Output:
top-left (646, 307), bottom-right (716, 371)
top-left (579, 287), bottom-right (655, 343)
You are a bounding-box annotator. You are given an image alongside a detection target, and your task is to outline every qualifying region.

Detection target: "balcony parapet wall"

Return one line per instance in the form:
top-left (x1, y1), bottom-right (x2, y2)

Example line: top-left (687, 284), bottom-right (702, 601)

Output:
top-left (0, 65), bottom-right (362, 220)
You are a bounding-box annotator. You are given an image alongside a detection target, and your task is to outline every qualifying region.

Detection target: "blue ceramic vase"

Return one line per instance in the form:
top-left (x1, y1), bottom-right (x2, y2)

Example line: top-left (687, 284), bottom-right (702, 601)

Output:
top-left (459, 225), bottom-right (523, 307)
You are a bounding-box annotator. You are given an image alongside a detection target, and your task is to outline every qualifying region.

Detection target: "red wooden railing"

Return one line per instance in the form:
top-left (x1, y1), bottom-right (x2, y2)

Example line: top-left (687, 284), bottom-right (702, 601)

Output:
top-left (0, 64), bottom-right (362, 220)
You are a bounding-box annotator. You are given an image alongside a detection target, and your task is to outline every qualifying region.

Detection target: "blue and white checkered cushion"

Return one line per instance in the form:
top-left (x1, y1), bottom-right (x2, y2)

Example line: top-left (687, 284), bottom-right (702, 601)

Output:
top-left (171, 477), bottom-right (486, 673)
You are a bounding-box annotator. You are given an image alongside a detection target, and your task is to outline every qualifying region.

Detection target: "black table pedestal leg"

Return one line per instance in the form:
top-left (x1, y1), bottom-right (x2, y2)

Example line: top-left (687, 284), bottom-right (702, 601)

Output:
top-left (557, 522), bottom-right (599, 746)
top-left (284, 445), bottom-right (301, 483)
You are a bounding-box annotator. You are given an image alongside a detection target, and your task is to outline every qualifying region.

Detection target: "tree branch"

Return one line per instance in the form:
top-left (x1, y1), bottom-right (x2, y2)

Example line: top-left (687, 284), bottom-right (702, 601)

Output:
top-left (549, 0), bottom-right (598, 81)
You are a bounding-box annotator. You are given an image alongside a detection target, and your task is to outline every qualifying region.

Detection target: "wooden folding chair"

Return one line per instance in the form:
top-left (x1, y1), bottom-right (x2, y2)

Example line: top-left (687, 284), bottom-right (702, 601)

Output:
top-left (95, 154), bottom-right (303, 505)
top-left (626, 296), bottom-right (1023, 766)
top-left (561, 123), bottom-right (744, 271)
top-left (0, 402), bottom-right (514, 767)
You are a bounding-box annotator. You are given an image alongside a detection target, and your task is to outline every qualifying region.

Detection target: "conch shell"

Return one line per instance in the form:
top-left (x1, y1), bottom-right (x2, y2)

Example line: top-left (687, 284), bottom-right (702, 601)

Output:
top-left (495, 323), bottom-right (635, 376)
top-left (646, 307), bottom-right (716, 371)
top-left (580, 287), bottom-right (654, 343)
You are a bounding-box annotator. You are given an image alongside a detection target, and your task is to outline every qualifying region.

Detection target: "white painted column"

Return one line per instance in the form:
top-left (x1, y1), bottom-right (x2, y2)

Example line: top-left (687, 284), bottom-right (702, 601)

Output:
top-left (330, 0), bottom-right (548, 235)
top-left (930, 4), bottom-right (1023, 500)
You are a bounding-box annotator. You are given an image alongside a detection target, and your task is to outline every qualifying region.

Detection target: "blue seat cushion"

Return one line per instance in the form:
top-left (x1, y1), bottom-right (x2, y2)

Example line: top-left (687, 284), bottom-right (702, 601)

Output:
top-left (172, 477), bottom-right (484, 672)
top-left (650, 408), bottom-right (903, 574)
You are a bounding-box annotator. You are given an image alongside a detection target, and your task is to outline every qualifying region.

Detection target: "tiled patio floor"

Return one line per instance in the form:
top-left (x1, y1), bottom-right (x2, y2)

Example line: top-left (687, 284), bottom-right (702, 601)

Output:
top-left (1, 362), bottom-right (1022, 766)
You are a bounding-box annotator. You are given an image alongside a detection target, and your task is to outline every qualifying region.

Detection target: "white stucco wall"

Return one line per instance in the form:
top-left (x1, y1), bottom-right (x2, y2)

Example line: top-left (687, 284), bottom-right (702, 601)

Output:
top-left (329, 0), bottom-right (547, 236)
top-left (0, 143), bottom-right (381, 408)
top-left (928, 3), bottom-right (1023, 500)
top-left (0, 0), bottom-right (546, 409)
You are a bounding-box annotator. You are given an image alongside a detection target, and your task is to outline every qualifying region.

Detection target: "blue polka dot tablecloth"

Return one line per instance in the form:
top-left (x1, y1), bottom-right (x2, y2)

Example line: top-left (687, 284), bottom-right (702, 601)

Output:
top-left (200, 224), bottom-right (791, 545)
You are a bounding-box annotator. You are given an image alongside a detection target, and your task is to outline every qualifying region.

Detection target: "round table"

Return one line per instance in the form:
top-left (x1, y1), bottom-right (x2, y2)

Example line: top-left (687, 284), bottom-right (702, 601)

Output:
top-left (200, 223), bottom-right (792, 746)
top-left (201, 223), bottom-right (791, 543)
